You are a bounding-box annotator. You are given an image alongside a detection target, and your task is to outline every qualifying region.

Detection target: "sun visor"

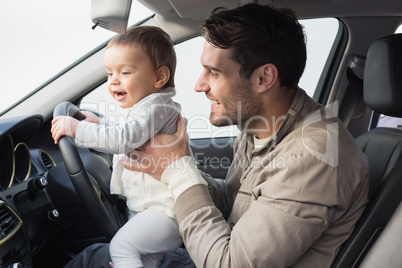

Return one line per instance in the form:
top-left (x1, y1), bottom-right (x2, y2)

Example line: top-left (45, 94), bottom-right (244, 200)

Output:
top-left (90, 0), bottom-right (132, 34)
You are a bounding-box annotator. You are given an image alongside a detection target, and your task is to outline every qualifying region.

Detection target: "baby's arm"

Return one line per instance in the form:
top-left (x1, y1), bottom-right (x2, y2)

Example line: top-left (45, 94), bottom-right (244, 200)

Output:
top-left (51, 116), bottom-right (80, 144)
top-left (74, 92), bottom-right (177, 154)
top-left (51, 111), bottom-right (101, 144)
top-left (81, 111), bottom-right (101, 124)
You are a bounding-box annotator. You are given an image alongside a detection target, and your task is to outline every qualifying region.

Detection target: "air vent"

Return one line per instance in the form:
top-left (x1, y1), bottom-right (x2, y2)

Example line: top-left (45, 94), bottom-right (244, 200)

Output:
top-left (40, 151), bottom-right (56, 170)
top-left (0, 203), bottom-right (22, 244)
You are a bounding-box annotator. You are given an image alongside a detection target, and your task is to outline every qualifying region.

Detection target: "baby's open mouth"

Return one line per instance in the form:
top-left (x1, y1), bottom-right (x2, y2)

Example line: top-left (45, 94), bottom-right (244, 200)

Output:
top-left (113, 91), bottom-right (127, 100)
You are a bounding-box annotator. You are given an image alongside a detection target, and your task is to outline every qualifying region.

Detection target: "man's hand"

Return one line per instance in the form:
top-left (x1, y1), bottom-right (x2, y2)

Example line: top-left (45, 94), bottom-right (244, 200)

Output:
top-left (122, 114), bottom-right (191, 181)
top-left (51, 116), bottom-right (80, 144)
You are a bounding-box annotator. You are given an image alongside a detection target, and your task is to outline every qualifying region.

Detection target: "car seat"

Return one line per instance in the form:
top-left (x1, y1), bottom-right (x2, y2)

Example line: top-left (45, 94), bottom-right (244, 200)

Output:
top-left (359, 200), bottom-right (402, 267)
top-left (331, 33), bottom-right (402, 267)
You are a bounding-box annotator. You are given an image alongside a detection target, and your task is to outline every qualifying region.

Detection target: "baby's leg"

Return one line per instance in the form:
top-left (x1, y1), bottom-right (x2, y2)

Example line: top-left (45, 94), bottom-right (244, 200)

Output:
top-left (110, 209), bottom-right (182, 268)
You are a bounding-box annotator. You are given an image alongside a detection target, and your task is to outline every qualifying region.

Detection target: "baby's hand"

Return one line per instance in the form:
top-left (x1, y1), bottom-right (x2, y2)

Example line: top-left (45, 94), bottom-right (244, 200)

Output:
top-left (81, 111), bottom-right (101, 124)
top-left (51, 116), bottom-right (79, 144)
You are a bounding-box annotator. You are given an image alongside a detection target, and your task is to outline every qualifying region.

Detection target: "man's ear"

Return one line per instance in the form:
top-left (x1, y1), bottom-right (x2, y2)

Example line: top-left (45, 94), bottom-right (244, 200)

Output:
top-left (254, 64), bottom-right (278, 93)
top-left (154, 66), bottom-right (170, 89)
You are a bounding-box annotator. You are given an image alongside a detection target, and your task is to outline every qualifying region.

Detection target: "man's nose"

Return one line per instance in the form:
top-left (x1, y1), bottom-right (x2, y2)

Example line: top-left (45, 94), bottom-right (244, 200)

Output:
top-left (194, 71), bottom-right (210, 93)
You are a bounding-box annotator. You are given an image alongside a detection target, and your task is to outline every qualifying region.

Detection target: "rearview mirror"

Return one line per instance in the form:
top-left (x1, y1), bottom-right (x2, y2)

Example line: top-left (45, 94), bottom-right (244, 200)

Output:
top-left (90, 0), bottom-right (132, 34)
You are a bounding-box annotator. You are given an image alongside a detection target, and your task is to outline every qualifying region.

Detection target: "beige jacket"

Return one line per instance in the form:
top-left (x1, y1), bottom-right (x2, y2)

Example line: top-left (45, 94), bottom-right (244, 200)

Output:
top-left (163, 88), bottom-right (369, 267)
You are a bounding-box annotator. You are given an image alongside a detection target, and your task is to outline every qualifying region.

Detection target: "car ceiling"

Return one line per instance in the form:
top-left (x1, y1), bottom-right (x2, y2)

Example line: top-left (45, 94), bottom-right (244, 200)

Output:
top-left (139, 0), bottom-right (402, 50)
top-left (140, 0), bottom-right (402, 21)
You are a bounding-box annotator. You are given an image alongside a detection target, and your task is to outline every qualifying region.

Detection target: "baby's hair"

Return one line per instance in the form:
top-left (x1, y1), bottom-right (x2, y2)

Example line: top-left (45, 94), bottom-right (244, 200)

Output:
top-left (107, 26), bottom-right (176, 88)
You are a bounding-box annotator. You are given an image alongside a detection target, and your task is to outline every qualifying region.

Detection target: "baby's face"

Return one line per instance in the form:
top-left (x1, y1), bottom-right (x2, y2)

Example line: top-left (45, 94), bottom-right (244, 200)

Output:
top-left (105, 45), bottom-right (159, 108)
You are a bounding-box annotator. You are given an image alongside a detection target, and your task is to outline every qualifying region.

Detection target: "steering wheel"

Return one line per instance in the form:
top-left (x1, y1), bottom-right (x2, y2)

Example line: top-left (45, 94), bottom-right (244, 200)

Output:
top-left (53, 101), bottom-right (120, 241)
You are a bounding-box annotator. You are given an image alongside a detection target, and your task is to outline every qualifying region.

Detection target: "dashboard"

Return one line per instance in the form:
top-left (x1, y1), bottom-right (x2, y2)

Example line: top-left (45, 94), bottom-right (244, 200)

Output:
top-left (0, 114), bottom-right (58, 268)
top-left (0, 115), bottom-right (57, 191)
top-left (0, 114), bottom-right (114, 267)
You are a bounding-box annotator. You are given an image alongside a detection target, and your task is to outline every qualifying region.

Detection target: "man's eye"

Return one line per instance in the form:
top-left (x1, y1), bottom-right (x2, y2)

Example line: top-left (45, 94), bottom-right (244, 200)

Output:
top-left (122, 72), bottom-right (130, 75)
top-left (209, 70), bottom-right (218, 77)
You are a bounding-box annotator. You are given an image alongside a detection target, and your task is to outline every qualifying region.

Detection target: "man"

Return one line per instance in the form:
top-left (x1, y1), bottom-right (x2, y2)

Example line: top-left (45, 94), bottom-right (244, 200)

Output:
top-left (65, 3), bottom-right (369, 267)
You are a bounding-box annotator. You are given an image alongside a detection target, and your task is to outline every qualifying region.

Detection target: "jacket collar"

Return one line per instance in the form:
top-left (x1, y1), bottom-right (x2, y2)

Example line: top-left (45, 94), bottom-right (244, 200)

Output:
top-left (248, 87), bottom-right (310, 156)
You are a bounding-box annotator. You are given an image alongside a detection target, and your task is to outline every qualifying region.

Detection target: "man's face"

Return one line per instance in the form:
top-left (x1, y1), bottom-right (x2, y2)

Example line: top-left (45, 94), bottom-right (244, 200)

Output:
top-left (194, 41), bottom-right (261, 128)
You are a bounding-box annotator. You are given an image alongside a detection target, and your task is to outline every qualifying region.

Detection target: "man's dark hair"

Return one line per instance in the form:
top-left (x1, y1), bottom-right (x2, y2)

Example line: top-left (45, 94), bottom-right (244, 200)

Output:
top-left (200, 3), bottom-right (306, 88)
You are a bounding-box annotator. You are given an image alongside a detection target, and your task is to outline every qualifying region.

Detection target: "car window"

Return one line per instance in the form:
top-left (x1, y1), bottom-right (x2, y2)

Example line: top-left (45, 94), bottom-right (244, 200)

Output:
top-left (175, 18), bottom-right (340, 139)
top-left (174, 37), bottom-right (237, 139)
top-left (0, 0), bottom-right (153, 115)
top-left (80, 17), bottom-right (340, 139)
top-left (376, 115), bottom-right (402, 128)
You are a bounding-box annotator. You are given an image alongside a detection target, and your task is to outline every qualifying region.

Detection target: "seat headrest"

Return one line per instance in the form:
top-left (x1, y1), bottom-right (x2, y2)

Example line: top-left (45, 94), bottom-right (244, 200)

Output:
top-left (363, 34), bottom-right (402, 117)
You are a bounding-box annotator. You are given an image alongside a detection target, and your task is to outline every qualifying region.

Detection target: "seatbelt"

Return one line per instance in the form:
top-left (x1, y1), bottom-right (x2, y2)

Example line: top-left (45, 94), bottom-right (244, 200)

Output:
top-left (338, 68), bottom-right (364, 127)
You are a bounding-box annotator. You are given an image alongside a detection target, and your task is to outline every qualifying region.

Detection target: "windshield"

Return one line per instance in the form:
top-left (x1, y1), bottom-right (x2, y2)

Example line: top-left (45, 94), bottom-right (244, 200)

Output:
top-left (0, 0), bottom-right (153, 114)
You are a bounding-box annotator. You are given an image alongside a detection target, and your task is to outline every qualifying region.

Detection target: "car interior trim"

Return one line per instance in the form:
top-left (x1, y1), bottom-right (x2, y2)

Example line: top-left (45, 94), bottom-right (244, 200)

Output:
top-left (14, 142), bottom-right (32, 183)
top-left (0, 201), bottom-right (23, 246)
top-left (1, 135), bottom-right (15, 190)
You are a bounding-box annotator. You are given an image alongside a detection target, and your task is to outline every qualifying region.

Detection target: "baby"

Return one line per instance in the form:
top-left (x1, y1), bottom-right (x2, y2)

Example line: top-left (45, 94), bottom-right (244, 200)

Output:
top-left (51, 26), bottom-right (183, 268)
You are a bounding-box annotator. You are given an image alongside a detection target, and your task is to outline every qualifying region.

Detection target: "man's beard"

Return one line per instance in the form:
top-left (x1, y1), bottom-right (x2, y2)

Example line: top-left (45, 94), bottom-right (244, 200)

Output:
top-left (210, 78), bottom-right (262, 129)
